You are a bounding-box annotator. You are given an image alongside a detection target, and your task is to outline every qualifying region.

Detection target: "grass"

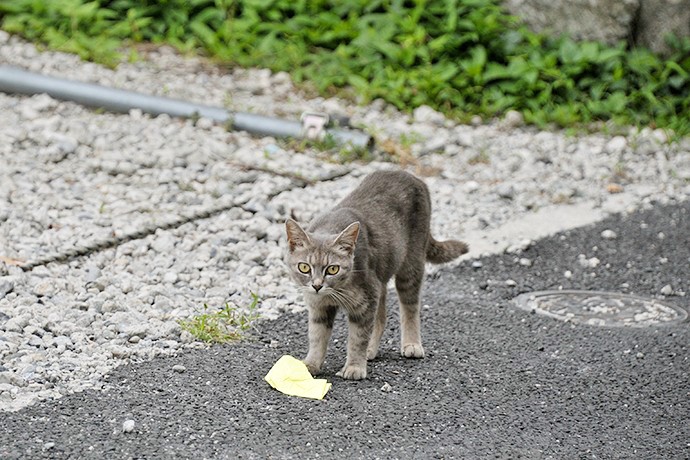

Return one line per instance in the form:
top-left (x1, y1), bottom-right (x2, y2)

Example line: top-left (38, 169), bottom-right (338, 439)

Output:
top-left (282, 134), bottom-right (374, 163)
top-left (178, 293), bottom-right (261, 344)
top-left (0, 0), bottom-right (688, 135)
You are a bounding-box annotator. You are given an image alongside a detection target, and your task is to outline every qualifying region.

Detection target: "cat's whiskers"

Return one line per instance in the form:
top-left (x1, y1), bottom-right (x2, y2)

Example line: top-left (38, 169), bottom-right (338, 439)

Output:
top-left (327, 288), bottom-right (361, 313)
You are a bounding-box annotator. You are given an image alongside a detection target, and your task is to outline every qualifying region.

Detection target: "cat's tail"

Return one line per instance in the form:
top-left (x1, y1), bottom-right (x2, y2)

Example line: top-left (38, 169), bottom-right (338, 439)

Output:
top-left (426, 237), bottom-right (469, 264)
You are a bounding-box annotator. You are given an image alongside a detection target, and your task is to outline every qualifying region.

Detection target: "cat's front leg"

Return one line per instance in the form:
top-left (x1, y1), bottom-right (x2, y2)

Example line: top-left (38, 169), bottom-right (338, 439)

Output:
top-left (366, 289), bottom-right (387, 360)
top-left (302, 304), bottom-right (337, 376)
top-left (337, 310), bottom-right (374, 380)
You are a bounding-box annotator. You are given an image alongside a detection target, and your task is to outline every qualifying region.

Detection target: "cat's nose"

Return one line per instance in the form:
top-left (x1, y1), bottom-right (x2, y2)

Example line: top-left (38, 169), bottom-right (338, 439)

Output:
top-left (312, 284), bottom-right (322, 293)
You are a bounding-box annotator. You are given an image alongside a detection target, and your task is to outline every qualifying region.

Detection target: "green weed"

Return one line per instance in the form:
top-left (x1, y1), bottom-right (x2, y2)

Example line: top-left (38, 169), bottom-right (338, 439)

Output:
top-left (399, 132), bottom-right (424, 150)
top-left (0, 0), bottom-right (688, 134)
top-left (468, 149), bottom-right (491, 165)
top-left (281, 132), bottom-right (369, 161)
top-left (178, 293), bottom-right (260, 344)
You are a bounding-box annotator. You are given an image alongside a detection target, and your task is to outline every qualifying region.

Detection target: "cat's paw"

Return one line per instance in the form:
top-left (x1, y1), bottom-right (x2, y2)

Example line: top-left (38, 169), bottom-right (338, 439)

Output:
top-left (366, 346), bottom-right (378, 360)
top-left (302, 359), bottom-right (322, 376)
top-left (336, 364), bottom-right (367, 380)
top-left (401, 343), bottom-right (425, 358)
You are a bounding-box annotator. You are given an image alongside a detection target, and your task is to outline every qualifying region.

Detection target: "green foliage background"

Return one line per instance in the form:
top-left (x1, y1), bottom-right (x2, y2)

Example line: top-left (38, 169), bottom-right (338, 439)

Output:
top-left (1, 0), bottom-right (689, 135)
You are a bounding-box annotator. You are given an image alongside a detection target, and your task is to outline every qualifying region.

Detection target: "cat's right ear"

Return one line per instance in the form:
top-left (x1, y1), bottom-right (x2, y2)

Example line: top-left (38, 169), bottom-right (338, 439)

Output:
top-left (285, 219), bottom-right (311, 252)
top-left (333, 221), bottom-right (360, 255)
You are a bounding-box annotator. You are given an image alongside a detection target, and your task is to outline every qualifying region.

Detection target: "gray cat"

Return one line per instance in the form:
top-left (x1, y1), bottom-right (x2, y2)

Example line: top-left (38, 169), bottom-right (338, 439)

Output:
top-left (284, 170), bottom-right (468, 380)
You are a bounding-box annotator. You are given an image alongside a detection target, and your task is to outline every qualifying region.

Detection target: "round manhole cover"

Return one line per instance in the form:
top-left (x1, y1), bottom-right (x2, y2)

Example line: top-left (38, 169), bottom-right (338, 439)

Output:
top-left (513, 290), bottom-right (688, 327)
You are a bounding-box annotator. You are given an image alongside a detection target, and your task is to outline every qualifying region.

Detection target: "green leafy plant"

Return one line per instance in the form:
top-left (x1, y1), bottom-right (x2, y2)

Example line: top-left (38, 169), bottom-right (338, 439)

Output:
top-left (178, 293), bottom-right (260, 344)
top-left (1, 0), bottom-right (688, 135)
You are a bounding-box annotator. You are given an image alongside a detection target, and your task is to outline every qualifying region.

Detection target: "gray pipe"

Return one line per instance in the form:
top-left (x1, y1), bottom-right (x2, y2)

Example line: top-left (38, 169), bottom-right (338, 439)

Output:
top-left (0, 65), bottom-right (373, 149)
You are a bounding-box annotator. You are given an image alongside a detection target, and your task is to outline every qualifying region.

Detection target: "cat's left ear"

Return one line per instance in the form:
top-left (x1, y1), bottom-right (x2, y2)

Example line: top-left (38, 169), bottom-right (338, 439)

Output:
top-left (333, 221), bottom-right (360, 255)
top-left (285, 218), bottom-right (311, 252)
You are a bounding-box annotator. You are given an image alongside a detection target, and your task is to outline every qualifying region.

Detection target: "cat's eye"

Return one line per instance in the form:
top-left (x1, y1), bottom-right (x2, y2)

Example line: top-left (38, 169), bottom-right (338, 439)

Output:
top-left (297, 262), bottom-right (311, 274)
top-left (325, 265), bottom-right (340, 276)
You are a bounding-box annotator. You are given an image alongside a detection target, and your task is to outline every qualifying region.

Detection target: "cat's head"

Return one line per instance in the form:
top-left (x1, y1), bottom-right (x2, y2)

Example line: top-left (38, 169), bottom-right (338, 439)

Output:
top-left (284, 218), bottom-right (360, 296)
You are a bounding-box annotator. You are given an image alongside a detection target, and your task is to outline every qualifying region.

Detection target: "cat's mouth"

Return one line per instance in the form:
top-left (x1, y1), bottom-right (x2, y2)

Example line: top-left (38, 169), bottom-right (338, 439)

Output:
top-left (302, 286), bottom-right (359, 311)
top-left (302, 286), bottom-right (335, 297)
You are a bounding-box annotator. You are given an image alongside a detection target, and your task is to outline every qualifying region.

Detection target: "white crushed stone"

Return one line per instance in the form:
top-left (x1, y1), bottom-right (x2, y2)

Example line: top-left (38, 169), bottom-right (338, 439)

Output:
top-left (601, 229), bottom-right (618, 239)
top-left (122, 419), bottom-right (135, 433)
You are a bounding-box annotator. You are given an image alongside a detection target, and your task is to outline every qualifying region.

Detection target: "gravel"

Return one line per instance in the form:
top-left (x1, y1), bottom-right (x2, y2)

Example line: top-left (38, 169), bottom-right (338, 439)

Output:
top-left (1, 31), bottom-right (689, 411)
top-left (122, 420), bottom-right (135, 434)
top-left (601, 229), bottom-right (618, 239)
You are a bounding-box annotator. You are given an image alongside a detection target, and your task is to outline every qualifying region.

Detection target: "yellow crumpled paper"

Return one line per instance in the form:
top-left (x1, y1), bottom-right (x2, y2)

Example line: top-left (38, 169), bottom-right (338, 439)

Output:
top-left (264, 355), bottom-right (331, 400)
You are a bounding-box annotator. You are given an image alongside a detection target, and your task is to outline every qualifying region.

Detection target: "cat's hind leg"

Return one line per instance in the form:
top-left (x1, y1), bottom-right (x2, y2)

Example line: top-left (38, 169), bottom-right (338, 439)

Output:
top-left (367, 289), bottom-right (387, 360)
top-left (303, 304), bottom-right (337, 375)
top-left (395, 261), bottom-right (425, 359)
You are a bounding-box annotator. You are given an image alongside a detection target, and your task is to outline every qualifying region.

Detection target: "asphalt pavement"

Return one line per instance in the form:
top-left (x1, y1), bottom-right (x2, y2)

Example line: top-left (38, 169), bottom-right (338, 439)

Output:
top-left (0, 199), bottom-right (688, 459)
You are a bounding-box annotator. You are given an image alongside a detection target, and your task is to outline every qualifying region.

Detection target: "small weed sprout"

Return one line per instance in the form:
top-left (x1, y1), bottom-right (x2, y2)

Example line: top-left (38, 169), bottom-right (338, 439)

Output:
top-left (399, 132), bottom-right (423, 150)
top-left (468, 149), bottom-right (491, 165)
top-left (178, 293), bottom-right (261, 344)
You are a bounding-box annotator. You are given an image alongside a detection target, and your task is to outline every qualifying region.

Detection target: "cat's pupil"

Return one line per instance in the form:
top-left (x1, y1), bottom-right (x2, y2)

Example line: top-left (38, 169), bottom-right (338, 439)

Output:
top-left (298, 263), bottom-right (310, 274)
